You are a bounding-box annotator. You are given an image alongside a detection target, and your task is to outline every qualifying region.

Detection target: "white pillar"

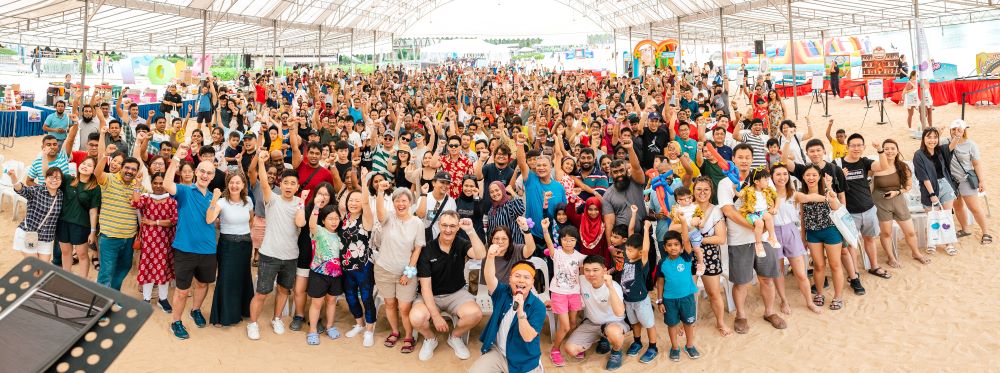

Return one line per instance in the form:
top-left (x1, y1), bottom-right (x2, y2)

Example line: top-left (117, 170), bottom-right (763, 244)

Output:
top-left (317, 25), bottom-right (322, 67)
top-left (201, 10), bottom-right (208, 75)
top-left (913, 0), bottom-right (928, 131)
top-left (80, 0), bottom-right (90, 85)
top-left (787, 0), bottom-right (799, 120)
top-left (720, 8), bottom-right (727, 87)
top-left (272, 20), bottom-right (278, 70)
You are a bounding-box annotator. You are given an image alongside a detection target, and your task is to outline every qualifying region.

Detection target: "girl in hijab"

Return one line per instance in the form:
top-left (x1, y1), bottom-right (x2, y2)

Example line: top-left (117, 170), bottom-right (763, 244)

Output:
top-left (565, 196), bottom-right (610, 265)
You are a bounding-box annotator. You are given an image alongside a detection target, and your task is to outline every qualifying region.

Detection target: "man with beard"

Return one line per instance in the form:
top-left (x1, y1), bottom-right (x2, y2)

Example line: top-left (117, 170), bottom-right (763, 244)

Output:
top-left (515, 139), bottom-right (566, 242)
top-left (290, 134), bottom-right (337, 204)
top-left (576, 147), bottom-right (608, 200)
top-left (42, 100), bottom-right (72, 149)
top-left (163, 146), bottom-right (219, 339)
top-left (94, 146), bottom-right (142, 291)
top-left (601, 136), bottom-right (647, 237)
top-left (717, 143), bottom-right (785, 334)
top-left (636, 111), bottom-right (670, 170)
top-left (476, 144), bottom-right (515, 188)
top-left (711, 84), bottom-right (731, 117)
top-left (73, 97), bottom-right (102, 152)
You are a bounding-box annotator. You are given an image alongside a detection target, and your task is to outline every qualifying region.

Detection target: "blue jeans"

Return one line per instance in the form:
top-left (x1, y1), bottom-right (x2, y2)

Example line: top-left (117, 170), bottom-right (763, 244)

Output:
top-left (343, 263), bottom-right (376, 324)
top-left (97, 234), bottom-right (135, 290)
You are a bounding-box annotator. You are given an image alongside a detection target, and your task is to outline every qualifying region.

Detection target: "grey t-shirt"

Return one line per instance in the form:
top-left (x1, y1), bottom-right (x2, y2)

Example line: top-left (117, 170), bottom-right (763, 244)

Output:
top-left (259, 191), bottom-right (302, 260)
top-left (942, 138), bottom-right (980, 183)
top-left (76, 118), bottom-right (100, 150)
top-left (601, 180), bottom-right (647, 225)
top-left (252, 183), bottom-right (278, 217)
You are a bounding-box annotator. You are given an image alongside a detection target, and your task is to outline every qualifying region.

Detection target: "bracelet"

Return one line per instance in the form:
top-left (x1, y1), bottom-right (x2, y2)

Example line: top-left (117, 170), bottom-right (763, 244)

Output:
top-left (403, 266), bottom-right (417, 279)
top-left (90, 228), bottom-right (98, 232)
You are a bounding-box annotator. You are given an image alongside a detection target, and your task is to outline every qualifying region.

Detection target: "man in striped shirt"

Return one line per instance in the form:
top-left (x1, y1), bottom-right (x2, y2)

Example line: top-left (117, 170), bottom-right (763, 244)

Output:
top-left (738, 118), bottom-right (770, 168)
top-left (27, 135), bottom-right (75, 186)
top-left (94, 150), bottom-right (142, 291)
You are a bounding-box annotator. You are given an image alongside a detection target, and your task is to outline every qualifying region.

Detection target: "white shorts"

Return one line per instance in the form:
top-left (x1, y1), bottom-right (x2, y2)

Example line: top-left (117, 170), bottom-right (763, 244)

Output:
top-left (13, 228), bottom-right (55, 255)
top-left (625, 297), bottom-right (656, 329)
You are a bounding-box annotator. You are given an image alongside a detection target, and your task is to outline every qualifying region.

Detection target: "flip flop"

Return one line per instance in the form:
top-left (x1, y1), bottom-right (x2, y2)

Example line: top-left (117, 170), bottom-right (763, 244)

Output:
top-left (867, 267), bottom-right (892, 279)
top-left (956, 230), bottom-right (972, 238)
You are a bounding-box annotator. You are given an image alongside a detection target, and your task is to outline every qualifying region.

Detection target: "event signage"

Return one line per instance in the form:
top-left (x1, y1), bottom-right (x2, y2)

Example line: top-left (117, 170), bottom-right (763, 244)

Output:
top-left (867, 79), bottom-right (884, 101)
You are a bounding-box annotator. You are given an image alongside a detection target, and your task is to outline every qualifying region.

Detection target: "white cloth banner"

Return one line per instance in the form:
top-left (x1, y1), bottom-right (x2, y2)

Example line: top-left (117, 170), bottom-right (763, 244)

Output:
top-left (915, 20), bottom-right (935, 80)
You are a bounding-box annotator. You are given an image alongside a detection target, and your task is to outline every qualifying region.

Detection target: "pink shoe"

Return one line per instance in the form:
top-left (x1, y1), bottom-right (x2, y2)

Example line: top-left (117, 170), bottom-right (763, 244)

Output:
top-left (575, 351), bottom-right (585, 360)
top-left (550, 349), bottom-right (566, 367)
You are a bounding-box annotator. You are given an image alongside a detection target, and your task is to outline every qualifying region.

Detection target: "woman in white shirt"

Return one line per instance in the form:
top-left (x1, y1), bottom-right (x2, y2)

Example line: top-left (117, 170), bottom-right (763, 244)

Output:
top-left (770, 164), bottom-right (822, 314)
top-left (207, 172), bottom-right (255, 326)
top-left (777, 119), bottom-right (814, 166)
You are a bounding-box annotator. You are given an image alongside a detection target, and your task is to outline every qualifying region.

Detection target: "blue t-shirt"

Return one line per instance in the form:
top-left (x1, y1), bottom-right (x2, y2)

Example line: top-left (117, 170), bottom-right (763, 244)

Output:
top-left (44, 112), bottom-right (72, 140)
top-left (657, 253), bottom-right (698, 299)
top-left (196, 94), bottom-right (212, 113)
top-left (524, 171), bottom-right (566, 238)
top-left (348, 107), bottom-right (363, 123)
top-left (172, 184), bottom-right (218, 254)
top-left (675, 136), bottom-right (697, 160)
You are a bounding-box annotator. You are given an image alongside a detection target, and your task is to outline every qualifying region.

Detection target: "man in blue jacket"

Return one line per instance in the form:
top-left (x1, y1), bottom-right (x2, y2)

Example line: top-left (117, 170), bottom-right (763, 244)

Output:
top-left (470, 245), bottom-right (545, 373)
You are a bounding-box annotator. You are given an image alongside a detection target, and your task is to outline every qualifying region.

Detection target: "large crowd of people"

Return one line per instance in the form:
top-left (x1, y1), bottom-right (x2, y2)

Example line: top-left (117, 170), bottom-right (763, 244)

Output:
top-left (9, 60), bottom-right (992, 371)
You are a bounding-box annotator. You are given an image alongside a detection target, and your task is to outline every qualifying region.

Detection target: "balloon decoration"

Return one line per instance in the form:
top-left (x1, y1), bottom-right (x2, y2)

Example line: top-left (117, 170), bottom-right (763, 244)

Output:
top-left (644, 170), bottom-right (675, 215)
top-left (705, 143), bottom-right (743, 192)
top-left (147, 58), bottom-right (175, 85)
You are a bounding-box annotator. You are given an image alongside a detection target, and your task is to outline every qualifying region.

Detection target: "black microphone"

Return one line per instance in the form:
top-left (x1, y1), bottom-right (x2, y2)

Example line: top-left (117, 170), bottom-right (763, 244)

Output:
top-left (512, 289), bottom-right (522, 311)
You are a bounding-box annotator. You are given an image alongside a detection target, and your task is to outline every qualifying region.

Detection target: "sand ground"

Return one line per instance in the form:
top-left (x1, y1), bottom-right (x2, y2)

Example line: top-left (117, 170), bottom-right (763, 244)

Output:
top-left (1, 96), bottom-right (999, 372)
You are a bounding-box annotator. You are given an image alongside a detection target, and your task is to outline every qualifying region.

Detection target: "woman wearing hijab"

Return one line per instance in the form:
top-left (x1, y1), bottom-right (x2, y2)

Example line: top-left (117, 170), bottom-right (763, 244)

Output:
top-left (565, 196), bottom-right (610, 266)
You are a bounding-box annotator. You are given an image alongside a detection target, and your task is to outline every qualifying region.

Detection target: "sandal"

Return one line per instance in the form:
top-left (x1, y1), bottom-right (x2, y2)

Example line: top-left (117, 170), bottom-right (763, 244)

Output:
top-left (982, 234), bottom-right (993, 245)
top-left (306, 332), bottom-right (320, 346)
top-left (400, 337), bottom-right (416, 354)
top-left (957, 230), bottom-right (972, 238)
top-left (829, 299), bottom-right (844, 311)
top-left (925, 247), bottom-right (937, 255)
top-left (812, 294), bottom-right (825, 307)
top-left (867, 267), bottom-right (892, 279)
top-left (383, 332), bottom-right (400, 348)
top-left (91, 257), bottom-right (101, 270)
top-left (945, 245), bottom-right (958, 256)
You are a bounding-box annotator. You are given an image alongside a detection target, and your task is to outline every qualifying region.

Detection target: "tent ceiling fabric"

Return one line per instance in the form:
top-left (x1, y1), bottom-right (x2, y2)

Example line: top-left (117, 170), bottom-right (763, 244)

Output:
top-left (1, 0), bottom-right (999, 53)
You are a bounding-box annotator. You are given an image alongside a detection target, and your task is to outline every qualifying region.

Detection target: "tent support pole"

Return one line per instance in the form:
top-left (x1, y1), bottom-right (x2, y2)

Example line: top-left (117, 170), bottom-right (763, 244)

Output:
top-left (81, 0), bottom-right (90, 85)
top-left (788, 0), bottom-right (799, 120)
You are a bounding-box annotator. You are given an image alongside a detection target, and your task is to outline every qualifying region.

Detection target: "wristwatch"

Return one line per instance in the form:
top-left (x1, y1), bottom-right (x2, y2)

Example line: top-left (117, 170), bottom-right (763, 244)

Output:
top-left (654, 299), bottom-right (663, 305)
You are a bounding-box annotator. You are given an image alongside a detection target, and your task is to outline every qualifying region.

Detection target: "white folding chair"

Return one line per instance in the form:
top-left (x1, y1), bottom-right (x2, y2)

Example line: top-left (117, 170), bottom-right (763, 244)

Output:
top-left (0, 160), bottom-right (27, 220)
top-left (526, 257), bottom-right (560, 345)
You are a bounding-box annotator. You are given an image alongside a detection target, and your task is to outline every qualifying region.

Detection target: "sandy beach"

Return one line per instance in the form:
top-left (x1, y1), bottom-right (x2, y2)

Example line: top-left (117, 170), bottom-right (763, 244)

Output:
top-left (1, 96), bottom-right (998, 372)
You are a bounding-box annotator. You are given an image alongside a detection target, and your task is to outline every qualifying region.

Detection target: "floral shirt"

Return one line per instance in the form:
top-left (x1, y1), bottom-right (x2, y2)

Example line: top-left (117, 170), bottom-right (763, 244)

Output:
top-left (339, 217), bottom-right (372, 271)
top-left (440, 154), bottom-right (473, 198)
top-left (311, 226), bottom-right (343, 277)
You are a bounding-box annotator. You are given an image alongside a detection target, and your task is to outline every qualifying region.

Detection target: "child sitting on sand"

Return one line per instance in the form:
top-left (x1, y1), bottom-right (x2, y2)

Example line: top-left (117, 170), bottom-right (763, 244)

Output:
top-left (738, 166), bottom-right (781, 257)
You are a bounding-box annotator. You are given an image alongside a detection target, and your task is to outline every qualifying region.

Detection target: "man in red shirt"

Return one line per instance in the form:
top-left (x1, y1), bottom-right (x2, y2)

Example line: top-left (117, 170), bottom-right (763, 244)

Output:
top-left (65, 118), bottom-right (101, 165)
top-left (439, 135), bottom-right (473, 198)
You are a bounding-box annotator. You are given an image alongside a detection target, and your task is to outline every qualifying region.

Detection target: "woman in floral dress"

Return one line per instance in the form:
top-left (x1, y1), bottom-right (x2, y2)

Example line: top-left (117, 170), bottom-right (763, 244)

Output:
top-left (131, 172), bottom-right (179, 313)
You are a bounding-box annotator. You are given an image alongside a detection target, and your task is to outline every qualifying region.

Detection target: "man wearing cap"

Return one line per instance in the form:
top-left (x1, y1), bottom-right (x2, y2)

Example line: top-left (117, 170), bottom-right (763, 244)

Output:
top-left (417, 171), bottom-right (458, 241)
top-left (470, 243), bottom-right (546, 373)
top-left (440, 135), bottom-right (474, 198)
top-left (636, 108), bottom-right (671, 170)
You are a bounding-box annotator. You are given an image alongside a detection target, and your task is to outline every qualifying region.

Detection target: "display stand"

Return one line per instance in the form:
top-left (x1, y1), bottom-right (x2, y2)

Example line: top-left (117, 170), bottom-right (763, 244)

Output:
top-left (0, 257), bottom-right (152, 373)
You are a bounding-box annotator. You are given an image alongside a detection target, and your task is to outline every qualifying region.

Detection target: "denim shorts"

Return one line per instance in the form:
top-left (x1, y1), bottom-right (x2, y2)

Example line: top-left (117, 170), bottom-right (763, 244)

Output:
top-left (806, 226), bottom-right (844, 245)
top-left (256, 254), bottom-right (296, 294)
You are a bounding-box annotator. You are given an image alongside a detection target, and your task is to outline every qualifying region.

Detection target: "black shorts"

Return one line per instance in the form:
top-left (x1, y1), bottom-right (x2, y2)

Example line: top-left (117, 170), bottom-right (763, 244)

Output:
top-left (56, 222), bottom-right (90, 245)
top-left (297, 228), bottom-right (312, 270)
top-left (196, 111), bottom-right (213, 123)
top-left (174, 250), bottom-right (218, 289)
top-left (306, 271), bottom-right (344, 298)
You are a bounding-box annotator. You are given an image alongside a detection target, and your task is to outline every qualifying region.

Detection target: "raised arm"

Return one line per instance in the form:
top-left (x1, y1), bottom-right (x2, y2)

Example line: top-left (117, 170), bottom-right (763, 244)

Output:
top-left (622, 137), bottom-right (645, 185)
top-left (255, 150), bottom-right (272, 205)
top-left (206, 188), bottom-right (223, 224)
top-left (163, 145), bottom-right (185, 195)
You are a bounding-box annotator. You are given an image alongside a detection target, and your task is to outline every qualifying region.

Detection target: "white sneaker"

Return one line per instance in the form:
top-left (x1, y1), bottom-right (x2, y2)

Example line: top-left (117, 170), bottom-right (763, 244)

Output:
top-left (418, 337), bottom-right (438, 361)
top-left (447, 335), bottom-right (470, 360)
top-left (271, 318), bottom-right (285, 335)
top-left (346, 324), bottom-right (365, 338)
top-left (246, 322), bottom-right (261, 340)
top-left (362, 330), bottom-right (375, 347)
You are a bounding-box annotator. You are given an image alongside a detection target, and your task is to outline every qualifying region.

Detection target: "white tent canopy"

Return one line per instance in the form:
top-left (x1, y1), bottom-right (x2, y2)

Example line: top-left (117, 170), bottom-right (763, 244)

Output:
top-left (419, 39), bottom-right (510, 64)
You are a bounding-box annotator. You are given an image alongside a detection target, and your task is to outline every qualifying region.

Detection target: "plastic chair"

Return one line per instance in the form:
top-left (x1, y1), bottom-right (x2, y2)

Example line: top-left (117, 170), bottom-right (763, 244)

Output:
top-left (525, 257), bottom-right (561, 345)
top-left (464, 260), bottom-right (493, 316)
top-left (0, 160), bottom-right (27, 220)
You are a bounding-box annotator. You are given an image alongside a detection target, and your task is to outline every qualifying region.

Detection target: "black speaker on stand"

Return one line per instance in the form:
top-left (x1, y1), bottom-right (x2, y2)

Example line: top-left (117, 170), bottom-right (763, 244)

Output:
top-left (243, 54), bottom-right (252, 69)
top-left (754, 40), bottom-right (764, 55)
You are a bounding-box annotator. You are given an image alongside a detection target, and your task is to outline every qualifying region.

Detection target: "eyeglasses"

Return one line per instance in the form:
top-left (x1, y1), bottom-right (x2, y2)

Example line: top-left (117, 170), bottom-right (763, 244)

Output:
top-left (448, 143), bottom-right (461, 148)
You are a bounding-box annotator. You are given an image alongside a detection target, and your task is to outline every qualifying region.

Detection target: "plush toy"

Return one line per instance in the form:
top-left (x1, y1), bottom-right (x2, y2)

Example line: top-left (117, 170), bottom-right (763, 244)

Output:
top-left (705, 143), bottom-right (743, 191)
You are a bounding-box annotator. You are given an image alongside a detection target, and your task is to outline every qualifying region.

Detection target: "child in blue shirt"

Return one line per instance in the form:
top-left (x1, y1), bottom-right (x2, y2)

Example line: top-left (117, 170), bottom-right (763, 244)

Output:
top-left (621, 221), bottom-right (660, 363)
top-left (654, 219), bottom-right (701, 362)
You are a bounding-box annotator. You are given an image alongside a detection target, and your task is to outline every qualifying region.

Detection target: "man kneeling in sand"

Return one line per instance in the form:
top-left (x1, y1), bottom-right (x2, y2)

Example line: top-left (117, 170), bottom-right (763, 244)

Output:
top-left (564, 255), bottom-right (628, 370)
top-left (410, 212), bottom-right (486, 361)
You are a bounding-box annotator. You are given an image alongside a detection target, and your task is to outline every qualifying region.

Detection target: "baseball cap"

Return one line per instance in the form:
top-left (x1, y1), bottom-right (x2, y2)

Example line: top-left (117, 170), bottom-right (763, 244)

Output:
top-left (598, 104), bottom-right (608, 110)
top-left (648, 112), bottom-right (662, 121)
top-left (949, 119), bottom-right (968, 129)
top-left (433, 171), bottom-right (452, 183)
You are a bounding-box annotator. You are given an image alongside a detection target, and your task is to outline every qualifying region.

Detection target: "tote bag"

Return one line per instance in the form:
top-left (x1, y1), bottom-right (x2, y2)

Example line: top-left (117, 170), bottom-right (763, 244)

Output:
top-left (926, 205), bottom-right (958, 246)
top-left (829, 205), bottom-right (860, 249)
